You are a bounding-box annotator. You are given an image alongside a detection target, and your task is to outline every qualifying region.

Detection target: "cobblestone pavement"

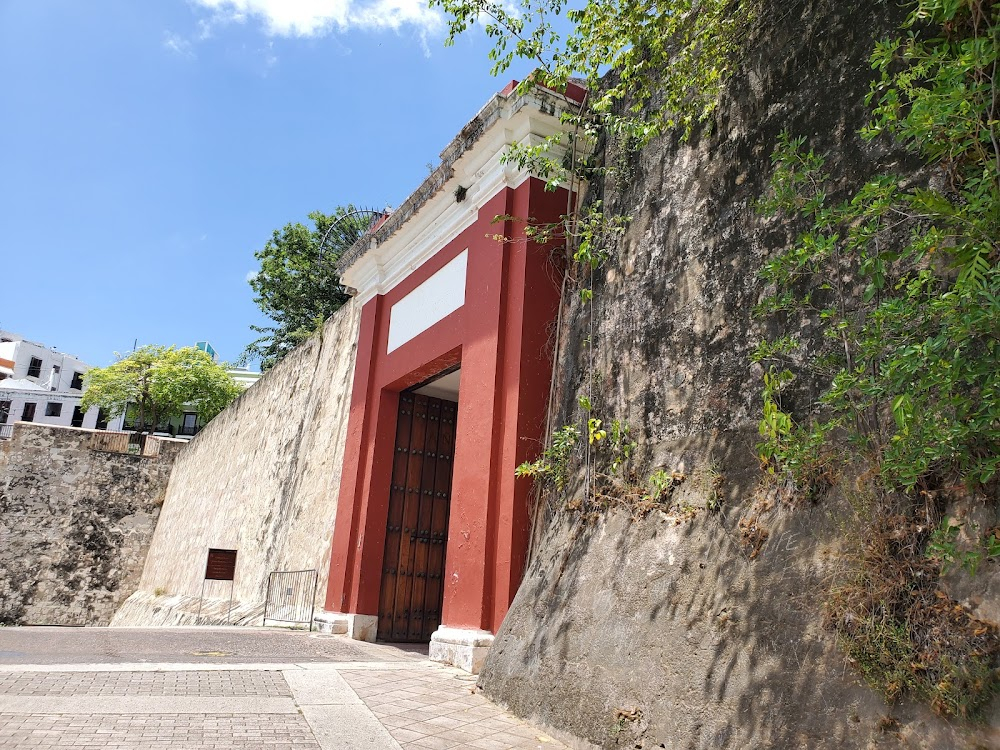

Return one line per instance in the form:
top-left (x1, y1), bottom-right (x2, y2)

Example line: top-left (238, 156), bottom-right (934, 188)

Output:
top-left (0, 628), bottom-right (572, 750)
top-left (0, 626), bottom-right (417, 665)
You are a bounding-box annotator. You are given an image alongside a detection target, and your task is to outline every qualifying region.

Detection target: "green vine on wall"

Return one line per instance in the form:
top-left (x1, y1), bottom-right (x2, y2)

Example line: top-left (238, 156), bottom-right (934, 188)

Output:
top-left (432, 0), bottom-right (755, 299)
top-left (433, 0), bottom-right (756, 525)
top-left (756, 0), bottom-right (1000, 495)
top-left (756, 0), bottom-right (1000, 718)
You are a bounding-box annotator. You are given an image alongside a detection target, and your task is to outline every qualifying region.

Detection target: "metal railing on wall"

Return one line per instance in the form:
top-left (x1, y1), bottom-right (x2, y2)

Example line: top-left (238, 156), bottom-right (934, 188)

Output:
top-left (263, 569), bottom-right (319, 631)
top-left (0, 424), bottom-right (13, 440)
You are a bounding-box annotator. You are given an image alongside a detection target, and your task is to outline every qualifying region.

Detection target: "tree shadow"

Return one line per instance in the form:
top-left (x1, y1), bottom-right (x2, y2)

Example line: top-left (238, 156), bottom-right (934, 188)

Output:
top-left (477, 1), bottom-right (999, 747)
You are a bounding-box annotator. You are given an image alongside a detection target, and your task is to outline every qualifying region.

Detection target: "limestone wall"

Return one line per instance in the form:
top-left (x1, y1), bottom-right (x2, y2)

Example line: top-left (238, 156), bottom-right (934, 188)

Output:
top-left (0, 424), bottom-right (183, 626)
top-left (478, 1), bottom-right (1000, 748)
top-left (112, 301), bottom-right (361, 626)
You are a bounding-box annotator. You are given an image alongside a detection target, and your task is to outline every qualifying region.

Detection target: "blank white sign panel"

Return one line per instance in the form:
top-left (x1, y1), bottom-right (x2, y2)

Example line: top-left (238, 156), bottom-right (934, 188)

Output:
top-left (387, 250), bottom-right (468, 353)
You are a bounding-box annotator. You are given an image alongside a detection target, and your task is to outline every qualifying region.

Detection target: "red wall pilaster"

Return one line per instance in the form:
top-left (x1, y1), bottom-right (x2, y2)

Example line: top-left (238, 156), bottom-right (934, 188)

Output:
top-left (440, 190), bottom-right (512, 631)
top-left (325, 178), bottom-right (568, 635)
top-left (326, 296), bottom-right (383, 613)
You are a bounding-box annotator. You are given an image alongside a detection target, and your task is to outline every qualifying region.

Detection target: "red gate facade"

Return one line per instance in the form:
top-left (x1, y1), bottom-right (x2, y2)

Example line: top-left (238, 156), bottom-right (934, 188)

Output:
top-left (323, 80), bottom-right (585, 671)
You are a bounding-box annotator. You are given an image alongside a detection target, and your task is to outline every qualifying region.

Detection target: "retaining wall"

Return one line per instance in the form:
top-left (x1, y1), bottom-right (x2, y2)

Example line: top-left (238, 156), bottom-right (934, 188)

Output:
top-left (112, 301), bottom-right (361, 626)
top-left (0, 424), bottom-right (183, 625)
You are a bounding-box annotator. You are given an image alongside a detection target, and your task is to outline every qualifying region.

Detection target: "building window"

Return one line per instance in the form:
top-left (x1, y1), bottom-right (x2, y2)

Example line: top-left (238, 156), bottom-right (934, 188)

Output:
top-left (70, 372), bottom-right (84, 390)
top-left (45, 402), bottom-right (62, 417)
top-left (179, 412), bottom-right (199, 436)
top-left (22, 403), bottom-right (36, 422)
top-left (0, 401), bottom-right (10, 424)
top-left (71, 405), bottom-right (85, 428)
top-left (96, 408), bottom-right (108, 430)
top-left (27, 357), bottom-right (42, 378)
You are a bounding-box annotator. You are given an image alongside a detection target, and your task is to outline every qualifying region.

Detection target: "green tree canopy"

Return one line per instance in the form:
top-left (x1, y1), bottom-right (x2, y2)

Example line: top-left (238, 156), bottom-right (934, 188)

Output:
top-left (242, 206), bottom-right (371, 371)
top-left (81, 346), bottom-right (242, 433)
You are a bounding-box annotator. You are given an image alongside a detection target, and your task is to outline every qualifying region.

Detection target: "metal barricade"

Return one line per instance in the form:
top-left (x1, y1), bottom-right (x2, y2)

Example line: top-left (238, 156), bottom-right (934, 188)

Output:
top-left (262, 569), bottom-right (319, 631)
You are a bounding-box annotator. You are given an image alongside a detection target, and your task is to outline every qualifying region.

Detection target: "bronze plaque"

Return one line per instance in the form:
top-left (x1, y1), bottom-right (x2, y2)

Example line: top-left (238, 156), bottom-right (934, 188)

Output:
top-left (205, 549), bottom-right (237, 581)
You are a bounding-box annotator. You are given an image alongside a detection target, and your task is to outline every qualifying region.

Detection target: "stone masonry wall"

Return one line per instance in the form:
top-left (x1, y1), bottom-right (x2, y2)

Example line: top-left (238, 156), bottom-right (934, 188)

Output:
top-left (112, 300), bottom-right (361, 626)
top-left (479, 2), bottom-right (1000, 749)
top-left (0, 424), bottom-right (183, 626)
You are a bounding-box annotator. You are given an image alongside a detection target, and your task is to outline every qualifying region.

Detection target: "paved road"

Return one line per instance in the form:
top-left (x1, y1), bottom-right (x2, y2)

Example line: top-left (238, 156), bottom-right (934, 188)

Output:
top-left (0, 626), bottom-right (424, 665)
top-left (0, 627), bottom-right (570, 750)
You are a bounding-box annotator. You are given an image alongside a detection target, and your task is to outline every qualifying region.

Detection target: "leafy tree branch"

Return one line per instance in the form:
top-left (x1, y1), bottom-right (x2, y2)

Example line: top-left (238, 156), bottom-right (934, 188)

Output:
top-left (242, 207), bottom-right (370, 371)
top-left (81, 346), bottom-right (242, 434)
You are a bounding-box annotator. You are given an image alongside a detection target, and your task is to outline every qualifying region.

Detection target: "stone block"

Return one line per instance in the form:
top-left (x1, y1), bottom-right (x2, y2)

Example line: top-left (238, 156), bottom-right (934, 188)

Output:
top-left (313, 611), bottom-right (377, 641)
top-left (429, 626), bottom-right (494, 674)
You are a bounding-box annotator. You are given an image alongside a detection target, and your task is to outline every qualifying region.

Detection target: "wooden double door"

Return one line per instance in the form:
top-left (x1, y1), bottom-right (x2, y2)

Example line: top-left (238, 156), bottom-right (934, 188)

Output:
top-left (378, 393), bottom-right (456, 642)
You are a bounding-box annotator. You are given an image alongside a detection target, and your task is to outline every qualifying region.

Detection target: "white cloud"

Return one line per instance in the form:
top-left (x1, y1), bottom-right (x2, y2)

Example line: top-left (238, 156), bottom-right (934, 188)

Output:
top-left (262, 40), bottom-right (279, 68)
top-left (245, 270), bottom-right (258, 283)
top-left (163, 31), bottom-right (196, 58)
top-left (190, 0), bottom-right (443, 37)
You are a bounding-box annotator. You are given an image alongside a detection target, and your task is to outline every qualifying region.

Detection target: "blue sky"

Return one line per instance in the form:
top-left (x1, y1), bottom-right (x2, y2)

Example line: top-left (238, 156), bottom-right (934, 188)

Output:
top-left (0, 0), bottom-right (529, 368)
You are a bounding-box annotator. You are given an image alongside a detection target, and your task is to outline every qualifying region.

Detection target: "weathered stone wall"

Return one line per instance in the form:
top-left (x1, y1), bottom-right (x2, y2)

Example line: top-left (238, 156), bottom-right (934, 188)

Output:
top-left (112, 300), bottom-right (361, 626)
top-left (479, 1), bottom-right (1000, 748)
top-left (0, 424), bottom-right (183, 626)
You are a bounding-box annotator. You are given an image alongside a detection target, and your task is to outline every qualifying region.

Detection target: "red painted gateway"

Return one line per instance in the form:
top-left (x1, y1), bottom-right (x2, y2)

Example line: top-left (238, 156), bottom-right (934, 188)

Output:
top-left (321, 81), bottom-right (584, 672)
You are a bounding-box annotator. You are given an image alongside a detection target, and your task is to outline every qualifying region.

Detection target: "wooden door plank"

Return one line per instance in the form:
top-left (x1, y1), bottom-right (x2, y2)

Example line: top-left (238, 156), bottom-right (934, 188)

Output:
top-left (392, 394), bottom-right (428, 640)
top-left (378, 394), bottom-right (414, 639)
top-left (407, 397), bottom-right (442, 640)
top-left (423, 399), bottom-right (456, 640)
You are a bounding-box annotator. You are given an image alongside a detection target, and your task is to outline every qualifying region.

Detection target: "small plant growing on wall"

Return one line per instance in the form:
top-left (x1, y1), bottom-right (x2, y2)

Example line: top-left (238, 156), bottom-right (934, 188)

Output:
top-left (515, 424), bottom-right (580, 492)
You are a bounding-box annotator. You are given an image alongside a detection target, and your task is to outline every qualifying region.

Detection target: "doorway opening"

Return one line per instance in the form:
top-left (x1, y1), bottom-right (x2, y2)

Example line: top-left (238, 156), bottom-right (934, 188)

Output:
top-left (377, 368), bottom-right (460, 642)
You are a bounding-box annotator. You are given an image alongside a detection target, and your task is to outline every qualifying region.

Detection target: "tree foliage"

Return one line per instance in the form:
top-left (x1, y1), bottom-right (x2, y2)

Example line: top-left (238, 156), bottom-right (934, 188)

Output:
top-left (433, 0), bottom-right (753, 150)
top-left (242, 207), bottom-right (369, 371)
top-left (81, 346), bottom-right (241, 432)
top-left (756, 0), bottom-right (1000, 493)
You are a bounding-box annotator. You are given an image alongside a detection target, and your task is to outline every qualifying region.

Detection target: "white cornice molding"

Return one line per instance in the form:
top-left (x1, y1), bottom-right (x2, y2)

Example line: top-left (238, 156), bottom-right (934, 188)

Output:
top-left (341, 86), bottom-right (586, 305)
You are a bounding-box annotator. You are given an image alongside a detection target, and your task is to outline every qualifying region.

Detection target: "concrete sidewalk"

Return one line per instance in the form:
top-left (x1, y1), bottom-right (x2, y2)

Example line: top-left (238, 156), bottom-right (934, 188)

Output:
top-left (0, 650), bottom-right (571, 749)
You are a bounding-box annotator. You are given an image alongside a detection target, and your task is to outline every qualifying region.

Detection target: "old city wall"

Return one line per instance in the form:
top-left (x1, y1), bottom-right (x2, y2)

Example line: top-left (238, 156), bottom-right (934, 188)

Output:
top-left (112, 300), bottom-right (361, 626)
top-left (478, 2), bottom-right (1000, 749)
top-left (0, 425), bottom-right (183, 626)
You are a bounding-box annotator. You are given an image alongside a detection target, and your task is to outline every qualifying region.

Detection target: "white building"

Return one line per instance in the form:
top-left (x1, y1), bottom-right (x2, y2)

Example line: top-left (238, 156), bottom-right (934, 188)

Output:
top-left (0, 330), bottom-right (102, 437)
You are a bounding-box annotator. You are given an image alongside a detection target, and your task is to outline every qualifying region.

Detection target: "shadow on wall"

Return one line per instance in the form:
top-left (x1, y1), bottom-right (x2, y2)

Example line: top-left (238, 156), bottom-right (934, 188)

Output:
top-left (479, 0), bottom-right (999, 748)
top-left (481, 429), bottom-right (1000, 749)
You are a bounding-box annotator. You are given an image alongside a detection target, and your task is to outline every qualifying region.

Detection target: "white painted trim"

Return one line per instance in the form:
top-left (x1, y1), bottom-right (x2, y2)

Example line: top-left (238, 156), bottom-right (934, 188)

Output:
top-left (387, 251), bottom-right (468, 353)
top-left (342, 89), bottom-right (585, 306)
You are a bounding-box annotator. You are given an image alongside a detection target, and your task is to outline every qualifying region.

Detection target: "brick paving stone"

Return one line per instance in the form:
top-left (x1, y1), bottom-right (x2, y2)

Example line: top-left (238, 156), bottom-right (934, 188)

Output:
top-left (340, 667), bottom-right (569, 750)
top-left (0, 714), bottom-right (319, 749)
top-left (0, 672), bottom-right (290, 698)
